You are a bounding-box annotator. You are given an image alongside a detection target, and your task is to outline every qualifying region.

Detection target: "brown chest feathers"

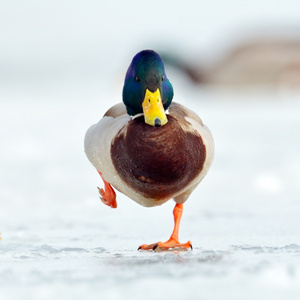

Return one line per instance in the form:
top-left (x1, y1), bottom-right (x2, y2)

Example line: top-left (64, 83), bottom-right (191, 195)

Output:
top-left (111, 115), bottom-right (206, 200)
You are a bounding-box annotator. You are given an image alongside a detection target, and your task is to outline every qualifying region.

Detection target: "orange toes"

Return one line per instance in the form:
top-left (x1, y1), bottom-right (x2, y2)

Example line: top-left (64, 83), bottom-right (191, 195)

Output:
top-left (138, 240), bottom-right (192, 252)
top-left (97, 186), bottom-right (117, 208)
top-left (138, 243), bottom-right (161, 251)
top-left (153, 239), bottom-right (192, 252)
top-left (97, 170), bottom-right (117, 208)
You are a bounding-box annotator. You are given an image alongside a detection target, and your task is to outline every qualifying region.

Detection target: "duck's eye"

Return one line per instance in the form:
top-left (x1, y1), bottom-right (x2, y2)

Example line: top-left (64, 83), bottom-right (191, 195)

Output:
top-left (162, 76), bottom-right (165, 81)
top-left (135, 75), bottom-right (140, 82)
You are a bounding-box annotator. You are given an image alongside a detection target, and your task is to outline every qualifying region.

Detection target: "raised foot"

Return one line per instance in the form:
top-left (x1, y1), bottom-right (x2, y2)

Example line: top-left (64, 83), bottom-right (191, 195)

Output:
top-left (97, 186), bottom-right (117, 208)
top-left (138, 239), bottom-right (192, 252)
top-left (97, 170), bottom-right (117, 208)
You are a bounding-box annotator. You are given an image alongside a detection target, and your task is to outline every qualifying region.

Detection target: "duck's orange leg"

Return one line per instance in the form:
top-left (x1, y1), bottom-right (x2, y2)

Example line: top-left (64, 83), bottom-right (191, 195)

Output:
top-left (138, 203), bottom-right (192, 251)
top-left (97, 170), bottom-right (117, 208)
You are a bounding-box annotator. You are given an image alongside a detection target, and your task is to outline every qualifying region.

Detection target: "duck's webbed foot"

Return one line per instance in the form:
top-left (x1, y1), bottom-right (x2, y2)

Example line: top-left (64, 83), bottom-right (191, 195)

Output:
top-left (97, 171), bottom-right (117, 208)
top-left (138, 203), bottom-right (192, 251)
top-left (138, 239), bottom-right (192, 251)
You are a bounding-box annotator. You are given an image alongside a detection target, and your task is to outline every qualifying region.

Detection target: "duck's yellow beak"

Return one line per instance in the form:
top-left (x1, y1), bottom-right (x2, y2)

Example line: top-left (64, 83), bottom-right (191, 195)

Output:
top-left (142, 89), bottom-right (168, 127)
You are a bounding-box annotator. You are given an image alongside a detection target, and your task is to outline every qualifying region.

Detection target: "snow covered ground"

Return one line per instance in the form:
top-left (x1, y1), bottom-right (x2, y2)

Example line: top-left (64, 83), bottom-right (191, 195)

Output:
top-left (1, 78), bottom-right (300, 299)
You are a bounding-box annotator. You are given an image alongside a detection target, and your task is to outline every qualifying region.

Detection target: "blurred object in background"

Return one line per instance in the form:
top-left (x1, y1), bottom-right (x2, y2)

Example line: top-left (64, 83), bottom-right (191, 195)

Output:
top-left (162, 31), bottom-right (300, 89)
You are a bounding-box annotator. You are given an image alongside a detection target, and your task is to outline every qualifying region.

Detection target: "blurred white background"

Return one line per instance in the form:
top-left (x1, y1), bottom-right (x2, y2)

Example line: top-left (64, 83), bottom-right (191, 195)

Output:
top-left (2, 0), bottom-right (300, 86)
top-left (1, 1), bottom-right (300, 299)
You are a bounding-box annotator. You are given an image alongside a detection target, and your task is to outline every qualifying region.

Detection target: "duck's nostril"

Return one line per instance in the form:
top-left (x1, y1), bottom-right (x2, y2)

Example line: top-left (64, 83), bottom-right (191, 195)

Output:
top-left (154, 118), bottom-right (161, 127)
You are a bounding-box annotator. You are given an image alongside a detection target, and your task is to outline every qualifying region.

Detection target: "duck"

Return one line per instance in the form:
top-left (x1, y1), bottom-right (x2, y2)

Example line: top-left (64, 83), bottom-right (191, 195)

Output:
top-left (84, 50), bottom-right (214, 251)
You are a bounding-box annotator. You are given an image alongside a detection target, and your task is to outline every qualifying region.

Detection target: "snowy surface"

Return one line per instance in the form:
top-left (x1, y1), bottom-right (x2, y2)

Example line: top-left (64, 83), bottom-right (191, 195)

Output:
top-left (1, 80), bottom-right (300, 300)
top-left (1, 1), bottom-right (300, 299)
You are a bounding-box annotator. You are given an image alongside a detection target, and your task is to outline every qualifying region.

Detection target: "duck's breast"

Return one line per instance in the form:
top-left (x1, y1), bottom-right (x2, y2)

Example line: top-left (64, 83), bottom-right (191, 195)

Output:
top-left (111, 114), bottom-right (206, 201)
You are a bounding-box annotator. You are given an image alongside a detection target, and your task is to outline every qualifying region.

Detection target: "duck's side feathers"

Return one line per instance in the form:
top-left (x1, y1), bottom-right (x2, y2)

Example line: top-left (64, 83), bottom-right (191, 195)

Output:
top-left (84, 104), bottom-right (130, 183)
top-left (168, 102), bottom-right (204, 128)
top-left (104, 103), bottom-right (127, 118)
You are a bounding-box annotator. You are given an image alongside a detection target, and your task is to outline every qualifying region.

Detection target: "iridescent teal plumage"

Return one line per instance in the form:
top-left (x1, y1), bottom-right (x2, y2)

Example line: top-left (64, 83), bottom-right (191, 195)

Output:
top-left (122, 50), bottom-right (174, 116)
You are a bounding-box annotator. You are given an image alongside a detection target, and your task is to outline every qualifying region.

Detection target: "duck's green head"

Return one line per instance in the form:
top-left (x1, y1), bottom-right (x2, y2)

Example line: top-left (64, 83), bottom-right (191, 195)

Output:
top-left (122, 50), bottom-right (174, 127)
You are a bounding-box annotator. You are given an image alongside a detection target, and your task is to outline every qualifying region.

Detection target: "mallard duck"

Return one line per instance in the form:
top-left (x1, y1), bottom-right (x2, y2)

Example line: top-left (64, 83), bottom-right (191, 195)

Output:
top-left (84, 50), bottom-right (214, 251)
